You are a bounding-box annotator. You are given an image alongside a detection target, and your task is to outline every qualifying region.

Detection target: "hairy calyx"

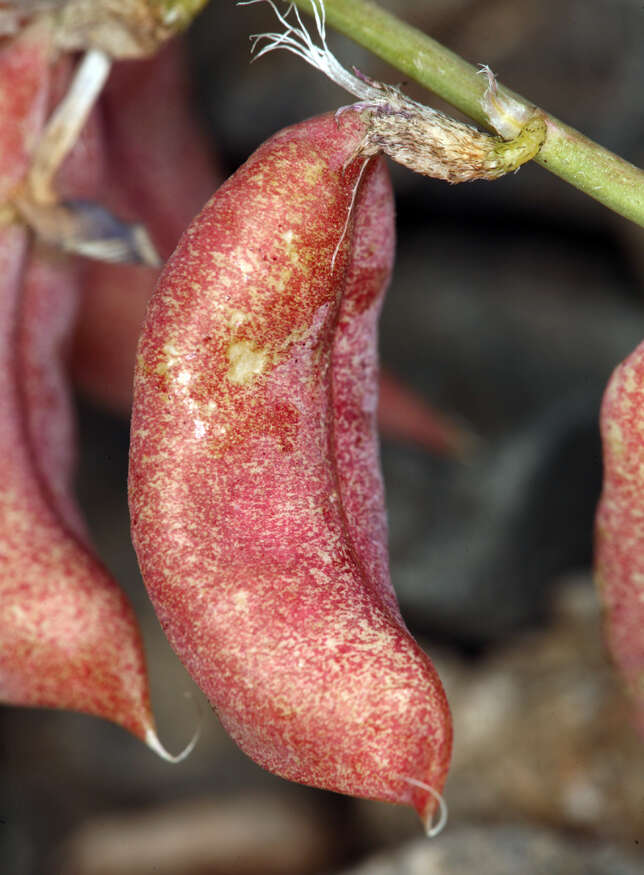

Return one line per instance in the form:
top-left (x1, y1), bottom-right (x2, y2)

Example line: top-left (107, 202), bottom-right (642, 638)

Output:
top-left (242, 0), bottom-right (547, 183)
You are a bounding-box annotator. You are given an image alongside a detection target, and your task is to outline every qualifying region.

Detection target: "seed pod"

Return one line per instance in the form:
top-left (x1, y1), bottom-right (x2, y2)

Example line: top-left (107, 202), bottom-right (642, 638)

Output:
top-left (0, 226), bottom-right (156, 744)
top-left (0, 19), bottom-right (52, 202)
top-left (17, 50), bottom-right (102, 539)
top-left (18, 245), bottom-right (85, 537)
top-left (129, 111), bottom-right (452, 825)
top-left (595, 342), bottom-right (644, 736)
top-left (329, 156), bottom-right (399, 619)
top-left (0, 27), bottom-right (175, 756)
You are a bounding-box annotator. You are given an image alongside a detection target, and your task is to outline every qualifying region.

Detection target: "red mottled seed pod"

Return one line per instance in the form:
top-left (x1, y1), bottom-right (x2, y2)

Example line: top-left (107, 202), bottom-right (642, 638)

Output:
top-left (129, 112), bottom-right (452, 825)
top-left (0, 20), bottom-right (52, 203)
top-left (0, 26), bottom-right (169, 754)
top-left (19, 246), bottom-right (86, 537)
top-left (0, 228), bottom-right (156, 743)
top-left (595, 341), bottom-right (644, 736)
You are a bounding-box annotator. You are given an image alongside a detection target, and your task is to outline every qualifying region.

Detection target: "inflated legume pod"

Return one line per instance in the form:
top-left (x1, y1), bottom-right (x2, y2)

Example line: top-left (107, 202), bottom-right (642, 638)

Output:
top-left (19, 246), bottom-right (85, 537)
top-left (0, 26), bottom-right (172, 756)
top-left (595, 341), bottom-right (644, 736)
top-left (129, 111), bottom-right (452, 825)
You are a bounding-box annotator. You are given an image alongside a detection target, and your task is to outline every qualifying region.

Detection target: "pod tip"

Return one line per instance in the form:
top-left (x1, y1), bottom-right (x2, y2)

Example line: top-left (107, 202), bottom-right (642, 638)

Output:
top-left (144, 693), bottom-right (203, 763)
top-left (403, 776), bottom-right (448, 838)
top-left (145, 722), bottom-right (201, 763)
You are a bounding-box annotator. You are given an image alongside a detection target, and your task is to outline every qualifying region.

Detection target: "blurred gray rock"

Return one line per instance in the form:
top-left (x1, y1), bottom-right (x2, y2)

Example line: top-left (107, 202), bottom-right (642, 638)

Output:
top-left (444, 581), bottom-right (644, 842)
top-left (335, 823), bottom-right (644, 875)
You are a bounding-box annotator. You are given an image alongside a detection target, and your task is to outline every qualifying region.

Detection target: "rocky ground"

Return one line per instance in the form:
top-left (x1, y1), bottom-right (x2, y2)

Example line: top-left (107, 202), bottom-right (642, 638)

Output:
top-left (1, 0), bottom-right (643, 872)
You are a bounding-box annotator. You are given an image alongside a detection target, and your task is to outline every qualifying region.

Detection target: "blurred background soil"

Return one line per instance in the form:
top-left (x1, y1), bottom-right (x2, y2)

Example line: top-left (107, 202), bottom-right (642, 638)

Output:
top-left (1, 1), bottom-right (643, 872)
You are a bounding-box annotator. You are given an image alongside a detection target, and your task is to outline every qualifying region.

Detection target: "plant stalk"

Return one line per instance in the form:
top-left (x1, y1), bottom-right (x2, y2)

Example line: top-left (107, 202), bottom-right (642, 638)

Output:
top-left (291, 0), bottom-right (644, 227)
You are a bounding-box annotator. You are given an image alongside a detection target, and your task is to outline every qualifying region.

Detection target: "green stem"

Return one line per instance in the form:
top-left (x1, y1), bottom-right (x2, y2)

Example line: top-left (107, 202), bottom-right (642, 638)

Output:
top-left (292, 0), bottom-right (644, 227)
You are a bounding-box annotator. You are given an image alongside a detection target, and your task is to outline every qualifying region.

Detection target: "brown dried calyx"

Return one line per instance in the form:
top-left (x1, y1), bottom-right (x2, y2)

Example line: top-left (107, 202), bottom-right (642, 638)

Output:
top-left (343, 74), bottom-right (539, 184)
top-left (245, 0), bottom-right (547, 184)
